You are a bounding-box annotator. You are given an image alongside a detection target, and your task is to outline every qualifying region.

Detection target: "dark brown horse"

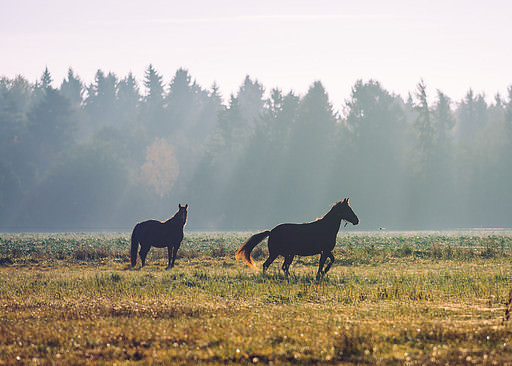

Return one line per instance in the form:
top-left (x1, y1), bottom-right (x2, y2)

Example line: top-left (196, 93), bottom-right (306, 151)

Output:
top-left (131, 204), bottom-right (188, 269)
top-left (236, 199), bottom-right (358, 277)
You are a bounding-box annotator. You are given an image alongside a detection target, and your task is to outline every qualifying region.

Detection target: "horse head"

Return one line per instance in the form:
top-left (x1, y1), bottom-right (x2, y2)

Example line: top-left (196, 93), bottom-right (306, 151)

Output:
top-left (178, 204), bottom-right (188, 225)
top-left (337, 198), bottom-right (359, 225)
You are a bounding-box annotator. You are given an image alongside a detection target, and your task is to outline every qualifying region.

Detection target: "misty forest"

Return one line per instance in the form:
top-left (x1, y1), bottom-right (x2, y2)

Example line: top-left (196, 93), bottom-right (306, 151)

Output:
top-left (1, 66), bottom-right (511, 231)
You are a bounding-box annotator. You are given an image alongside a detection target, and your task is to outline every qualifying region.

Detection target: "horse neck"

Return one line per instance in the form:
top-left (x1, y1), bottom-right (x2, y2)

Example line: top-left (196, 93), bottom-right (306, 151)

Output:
top-left (166, 211), bottom-right (186, 228)
top-left (319, 207), bottom-right (343, 230)
top-left (165, 213), bottom-right (179, 225)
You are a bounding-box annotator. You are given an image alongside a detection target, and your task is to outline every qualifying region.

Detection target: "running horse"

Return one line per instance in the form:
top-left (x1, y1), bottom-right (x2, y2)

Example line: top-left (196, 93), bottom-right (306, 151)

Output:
top-left (236, 199), bottom-right (358, 277)
top-left (130, 204), bottom-right (188, 269)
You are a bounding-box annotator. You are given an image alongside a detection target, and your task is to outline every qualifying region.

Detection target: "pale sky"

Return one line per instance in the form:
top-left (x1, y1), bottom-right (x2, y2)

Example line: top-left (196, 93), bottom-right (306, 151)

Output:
top-left (1, 0), bottom-right (511, 109)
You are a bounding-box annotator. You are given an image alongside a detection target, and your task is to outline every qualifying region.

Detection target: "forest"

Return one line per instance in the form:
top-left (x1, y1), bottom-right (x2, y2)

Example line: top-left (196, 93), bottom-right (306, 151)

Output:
top-left (1, 66), bottom-right (511, 231)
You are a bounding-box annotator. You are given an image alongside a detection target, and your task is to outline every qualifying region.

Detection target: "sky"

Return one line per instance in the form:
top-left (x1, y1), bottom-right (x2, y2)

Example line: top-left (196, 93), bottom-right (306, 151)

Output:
top-left (1, 0), bottom-right (512, 109)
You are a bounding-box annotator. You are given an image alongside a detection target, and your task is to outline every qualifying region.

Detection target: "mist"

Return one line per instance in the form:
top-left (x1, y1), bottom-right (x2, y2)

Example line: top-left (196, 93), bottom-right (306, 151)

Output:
top-left (1, 67), bottom-right (511, 232)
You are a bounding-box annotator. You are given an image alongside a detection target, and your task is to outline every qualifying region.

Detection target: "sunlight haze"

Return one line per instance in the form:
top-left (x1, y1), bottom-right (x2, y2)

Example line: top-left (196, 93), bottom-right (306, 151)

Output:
top-left (2, 0), bottom-right (511, 108)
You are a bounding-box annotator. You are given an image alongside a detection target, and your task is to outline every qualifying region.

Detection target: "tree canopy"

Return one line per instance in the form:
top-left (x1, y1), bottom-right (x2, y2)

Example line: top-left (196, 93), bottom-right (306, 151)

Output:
top-left (1, 67), bottom-right (511, 231)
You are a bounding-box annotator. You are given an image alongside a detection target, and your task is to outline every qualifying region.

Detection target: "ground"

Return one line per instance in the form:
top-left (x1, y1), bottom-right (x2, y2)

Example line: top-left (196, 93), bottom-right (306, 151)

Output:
top-left (1, 232), bottom-right (512, 365)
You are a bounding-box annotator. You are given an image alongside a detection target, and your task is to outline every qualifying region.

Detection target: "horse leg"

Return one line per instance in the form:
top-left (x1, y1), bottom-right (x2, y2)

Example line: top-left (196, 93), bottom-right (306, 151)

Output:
top-left (263, 252), bottom-right (278, 273)
top-left (282, 255), bottom-right (294, 276)
top-left (140, 244), bottom-right (150, 267)
top-left (317, 252), bottom-right (328, 279)
top-left (171, 246), bottom-right (178, 268)
top-left (166, 246), bottom-right (173, 269)
top-left (323, 252), bottom-right (335, 274)
top-left (169, 245), bottom-right (179, 269)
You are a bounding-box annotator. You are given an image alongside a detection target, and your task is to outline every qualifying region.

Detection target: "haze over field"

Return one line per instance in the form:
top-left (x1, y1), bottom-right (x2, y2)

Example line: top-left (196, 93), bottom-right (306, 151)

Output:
top-left (1, 0), bottom-right (512, 231)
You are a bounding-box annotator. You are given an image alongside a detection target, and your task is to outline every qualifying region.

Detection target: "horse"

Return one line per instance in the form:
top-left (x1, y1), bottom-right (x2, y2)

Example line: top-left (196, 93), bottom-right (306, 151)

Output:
top-left (235, 199), bottom-right (358, 278)
top-left (130, 204), bottom-right (188, 269)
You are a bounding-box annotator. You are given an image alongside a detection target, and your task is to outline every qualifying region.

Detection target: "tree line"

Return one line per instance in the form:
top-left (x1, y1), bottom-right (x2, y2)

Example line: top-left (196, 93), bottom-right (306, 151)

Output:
top-left (1, 66), bottom-right (511, 231)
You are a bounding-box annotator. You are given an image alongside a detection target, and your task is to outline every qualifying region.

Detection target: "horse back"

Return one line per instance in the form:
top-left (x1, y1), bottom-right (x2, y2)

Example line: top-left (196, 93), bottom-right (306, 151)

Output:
top-left (270, 221), bottom-right (338, 255)
top-left (134, 219), bottom-right (183, 247)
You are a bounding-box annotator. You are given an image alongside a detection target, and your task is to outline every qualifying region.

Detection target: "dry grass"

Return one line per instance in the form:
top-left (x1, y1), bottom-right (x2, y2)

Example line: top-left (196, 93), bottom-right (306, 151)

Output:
top-left (1, 232), bottom-right (512, 364)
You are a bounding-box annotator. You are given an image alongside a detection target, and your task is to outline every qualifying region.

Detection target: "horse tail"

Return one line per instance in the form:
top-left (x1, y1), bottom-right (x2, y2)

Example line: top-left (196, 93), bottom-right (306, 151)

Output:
top-left (235, 230), bottom-right (270, 268)
top-left (130, 224), bottom-right (139, 267)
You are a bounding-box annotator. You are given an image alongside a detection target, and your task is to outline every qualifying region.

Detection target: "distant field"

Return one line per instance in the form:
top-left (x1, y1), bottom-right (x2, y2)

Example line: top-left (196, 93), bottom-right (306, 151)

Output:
top-left (1, 232), bottom-right (512, 365)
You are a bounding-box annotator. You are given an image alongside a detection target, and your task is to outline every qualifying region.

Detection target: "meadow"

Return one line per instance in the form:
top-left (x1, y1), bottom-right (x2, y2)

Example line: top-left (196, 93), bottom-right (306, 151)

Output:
top-left (1, 231), bottom-right (512, 365)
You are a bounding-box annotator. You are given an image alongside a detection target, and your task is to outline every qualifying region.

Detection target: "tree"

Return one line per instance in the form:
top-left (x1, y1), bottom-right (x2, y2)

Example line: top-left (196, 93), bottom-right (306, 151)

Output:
top-left (505, 86), bottom-right (512, 138)
top-left (196, 82), bottom-right (223, 141)
top-left (430, 90), bottom-right (458, 224)
top-left (141, 64), bottom-right (165, 135)
top-left (83, 70), bottom-right (119, 131)
top-left (432, 90), bottom-right (455, 147)
top-left (143, 64), bottom-right (164, 106)
top-left (237, 75), bottom-right (265, 128)
top-left (281, 81), bottom-right (337, 218)
top-left (343, 79), bottom-right (407, 227)
top-left (0, 76), bottom-right (32, 124)
top-left (165, 68), bottom-right (198, 136)
top-left (456, 89), bottom-right (488, 143)
top-left (39, 67), bottom-right (53, 89)
top-left (117, 72), bottom-right (140, 127)
top-left (215, 95), bottom-right (246, 152)
top-left (244, 88), bottom-right (300, 224)
top-left (167, 68), bottom-right (194, 107)
top-left (262, 88), bottom-right (298, 144)
top-left (27, 87), bottom-right (75, 176)
top-left (140, 138), bottom-right (179, 197)
top-left (0, 76), bottom-right (33, 220)
top-left (60, 68), bottom-right (84, 107)
top-left (345, 80), bottom-right (406, 152)
top-left (32, 67), bottom-right (53, 106)
top-left (414, 80), bottom-right (434, 169)
top-left (22, 140), bottom-right (132, 229)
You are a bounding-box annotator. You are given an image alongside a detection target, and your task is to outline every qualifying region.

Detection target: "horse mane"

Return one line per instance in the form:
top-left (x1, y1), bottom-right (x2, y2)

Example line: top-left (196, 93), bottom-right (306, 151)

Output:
top-left (168, 209), bottom-right (180, 221)
top-left (165, 205), bottom-right (187, 226)
top-left (321, 201), bottom-right (342, 219)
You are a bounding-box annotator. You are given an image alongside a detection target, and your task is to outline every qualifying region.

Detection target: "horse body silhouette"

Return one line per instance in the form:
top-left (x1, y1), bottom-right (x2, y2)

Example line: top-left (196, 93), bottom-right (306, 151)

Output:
top-left (236, 199), bottom-right (358, 277)
top-left (131, 204), bottom-right (188, 269)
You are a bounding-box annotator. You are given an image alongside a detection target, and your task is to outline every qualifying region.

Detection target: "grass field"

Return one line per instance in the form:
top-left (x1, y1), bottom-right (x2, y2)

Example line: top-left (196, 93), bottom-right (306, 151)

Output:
top-left (1, 231), bottom-right (512, 365)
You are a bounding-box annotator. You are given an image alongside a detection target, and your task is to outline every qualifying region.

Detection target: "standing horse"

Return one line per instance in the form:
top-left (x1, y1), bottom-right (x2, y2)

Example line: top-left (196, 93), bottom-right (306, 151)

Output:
top-left (235, 199), bottom-right (358, 277)
top-left (131, 204), bottom-right (188, 269)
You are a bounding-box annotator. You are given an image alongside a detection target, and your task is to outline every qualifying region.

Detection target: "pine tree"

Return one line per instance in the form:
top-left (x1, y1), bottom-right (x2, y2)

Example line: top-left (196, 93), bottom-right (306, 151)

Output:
top-left (32, 67), bottom-right (54, 106)
top-left (165, 68), bottom-right (196, 135)
top-left (237, 75), bottom-right (265, 128)
top-left (432, 90), bottom-right (454, 149)
top-left (456, 89), bottom-right (488, 143)
top-left (84, 70), bottom-right (118, 127)
top-left (40, 67), bottom-right (53, 89)
top-left (343, 79), bottom-right (407, 226)
top-left (504, 86), bottom-right (512, 138)
top-left (28, 88), bottom-right (74, 170)
top-left (414, 79), bottom-right (433, 162)
top-left (117, 72), bottom-right (140, 126)
top-left (60, 68), bottom-right (84, 107)
top-left (143, 64), bottom-right (164, 106)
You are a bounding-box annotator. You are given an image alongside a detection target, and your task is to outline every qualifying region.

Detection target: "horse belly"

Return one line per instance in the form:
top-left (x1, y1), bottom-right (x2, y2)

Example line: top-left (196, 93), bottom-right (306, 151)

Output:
top-left (270, 225), bottom-right (322, 256)
top-left (138, 221), bottom-right (178, 247)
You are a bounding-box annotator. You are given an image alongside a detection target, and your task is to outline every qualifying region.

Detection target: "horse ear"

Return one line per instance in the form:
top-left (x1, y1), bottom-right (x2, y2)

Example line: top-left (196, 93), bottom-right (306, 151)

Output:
top-left (179, 204), bottom-right (182, 208)
top-left (185, 204), bottom-right (188, 209)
